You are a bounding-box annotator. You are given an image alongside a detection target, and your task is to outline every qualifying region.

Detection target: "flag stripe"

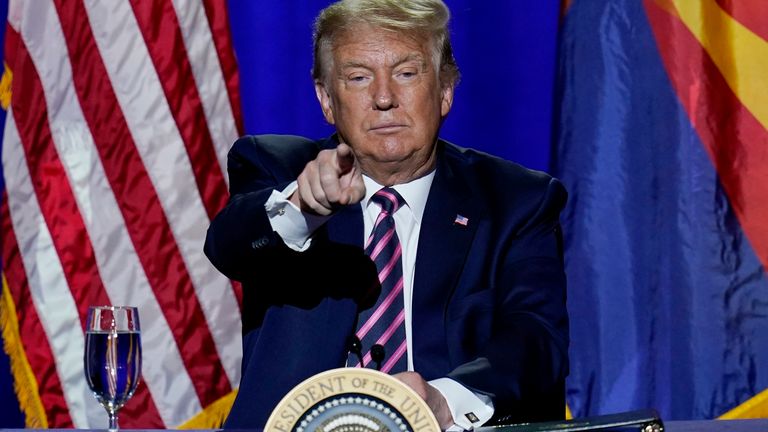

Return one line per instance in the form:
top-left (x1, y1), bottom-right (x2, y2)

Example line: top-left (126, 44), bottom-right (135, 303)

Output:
top-left (169, 0), bottom-right (240, 184)
top-left (9, 27), bottom-right (111, 342)
top-left (4, 15), bottom-right (107, 422)
top-left (200, 0), bottom-right (244, 135)
top-left (645, 0), bottom-right (768, 270)
top-left (5, 22), bottom-right (165, 427)
top-left (14, 3), bottom-right (196, 426)
top-left (1, 196), bottom-right (66, 427)
top-left (14, 2), bottom-right (200, 425)
top-left (670, 0), bottom-right (768, 131)
top-left (128, 0), bottom-right (229, 221)
top-left (1, 22), bottom-right (68, 428)
top-left (89, 0), bottom-right (241, 389)
top-left (715, 0), bottom-right (768, 43)
top-left (2, 112), bottom-right (95, 427)
top-left (2, 0), bottom-right (242, 425)
top-left (52, 0), bottom-right (231, 408)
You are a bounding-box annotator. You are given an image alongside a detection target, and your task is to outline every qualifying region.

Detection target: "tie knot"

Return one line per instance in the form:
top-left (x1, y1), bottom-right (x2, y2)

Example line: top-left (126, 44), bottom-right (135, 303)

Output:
top-left (371, 187), bottom-right (405, 215)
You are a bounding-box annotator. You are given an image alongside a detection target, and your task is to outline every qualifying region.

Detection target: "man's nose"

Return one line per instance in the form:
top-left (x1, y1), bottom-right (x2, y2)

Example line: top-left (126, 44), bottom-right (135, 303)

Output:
top-left (372, 79), bottom-right (398, 110)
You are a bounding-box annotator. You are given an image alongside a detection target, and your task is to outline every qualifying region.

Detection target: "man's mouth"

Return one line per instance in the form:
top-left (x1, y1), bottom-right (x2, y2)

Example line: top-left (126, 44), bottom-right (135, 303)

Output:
top-left (369, 123), bottom-right (407, 134)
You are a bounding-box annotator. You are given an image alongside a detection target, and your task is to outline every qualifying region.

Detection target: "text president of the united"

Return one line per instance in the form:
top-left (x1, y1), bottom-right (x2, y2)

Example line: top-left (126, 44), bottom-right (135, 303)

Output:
top-left (204, 0), bottom-right (569, 429)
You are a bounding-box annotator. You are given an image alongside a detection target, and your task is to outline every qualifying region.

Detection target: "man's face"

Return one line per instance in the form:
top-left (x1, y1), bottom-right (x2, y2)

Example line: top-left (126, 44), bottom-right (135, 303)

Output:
top-left (315, 24), bottom-right (454, 185)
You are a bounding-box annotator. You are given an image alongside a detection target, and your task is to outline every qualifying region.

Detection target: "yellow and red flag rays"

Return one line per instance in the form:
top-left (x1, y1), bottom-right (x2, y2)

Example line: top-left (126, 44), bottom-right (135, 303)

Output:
top-left (645, 0), bottom-right (768, 272)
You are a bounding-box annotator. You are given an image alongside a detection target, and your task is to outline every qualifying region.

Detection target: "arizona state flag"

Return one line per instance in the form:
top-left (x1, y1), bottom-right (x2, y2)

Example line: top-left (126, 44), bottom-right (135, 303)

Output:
top-left (555, 0), bottom-right (768, 420)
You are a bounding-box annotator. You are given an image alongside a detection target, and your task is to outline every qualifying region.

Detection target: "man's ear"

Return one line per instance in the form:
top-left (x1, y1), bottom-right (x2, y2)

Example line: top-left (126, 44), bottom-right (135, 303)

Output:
top-left (440, 81), bottom-right (454, 117)
top-left (314, 81), bottom-right (336, 125)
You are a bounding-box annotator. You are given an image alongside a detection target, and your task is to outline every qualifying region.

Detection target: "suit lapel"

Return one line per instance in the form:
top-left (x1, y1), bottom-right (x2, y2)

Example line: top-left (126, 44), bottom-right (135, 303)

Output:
top-left (412, 143), bottom-right (481, 374)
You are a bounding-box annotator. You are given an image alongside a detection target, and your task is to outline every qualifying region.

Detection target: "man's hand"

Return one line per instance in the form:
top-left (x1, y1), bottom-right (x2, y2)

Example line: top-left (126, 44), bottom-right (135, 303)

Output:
top-left (290, 143), bottom-right (366, 215)
top-left (394, 371), bottom-right (454, 430)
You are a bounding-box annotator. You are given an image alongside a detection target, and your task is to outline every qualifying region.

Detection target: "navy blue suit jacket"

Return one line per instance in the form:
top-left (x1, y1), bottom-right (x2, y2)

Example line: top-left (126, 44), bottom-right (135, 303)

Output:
top-left (204, 134), bottom-right (569, 428)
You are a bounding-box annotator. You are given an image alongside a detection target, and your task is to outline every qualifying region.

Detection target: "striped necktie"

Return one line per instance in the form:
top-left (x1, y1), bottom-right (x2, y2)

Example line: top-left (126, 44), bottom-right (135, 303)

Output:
top-left (355, 187), bottom-right (408, 373)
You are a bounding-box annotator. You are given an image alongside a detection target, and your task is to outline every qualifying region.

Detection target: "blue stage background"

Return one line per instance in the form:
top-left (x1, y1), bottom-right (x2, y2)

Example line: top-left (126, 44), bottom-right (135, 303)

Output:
top-left (227, 0), bottom-right (560, 171)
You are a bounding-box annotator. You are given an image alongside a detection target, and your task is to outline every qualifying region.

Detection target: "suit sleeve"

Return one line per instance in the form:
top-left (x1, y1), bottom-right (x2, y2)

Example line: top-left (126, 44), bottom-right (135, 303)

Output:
top-left (448, 177), bottom-right (569, 424)
top-left (204, 135), bottom-right (317, 282)
top-left (204, 135), bottom-right (375, 308)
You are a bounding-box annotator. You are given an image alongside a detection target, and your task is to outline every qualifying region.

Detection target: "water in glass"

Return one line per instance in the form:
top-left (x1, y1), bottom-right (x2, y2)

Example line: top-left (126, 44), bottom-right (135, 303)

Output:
top-left (84, 306), bottom-right (141, 430)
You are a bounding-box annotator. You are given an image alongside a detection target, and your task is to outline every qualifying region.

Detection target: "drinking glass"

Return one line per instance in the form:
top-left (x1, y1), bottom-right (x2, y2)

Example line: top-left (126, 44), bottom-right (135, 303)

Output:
top-left (84, 306), bottom-right (142, 430)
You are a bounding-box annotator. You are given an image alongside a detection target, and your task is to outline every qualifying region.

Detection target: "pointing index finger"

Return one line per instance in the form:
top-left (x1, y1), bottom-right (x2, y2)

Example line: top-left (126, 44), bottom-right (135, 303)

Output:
top-left (336, 143), bottom-right (356, 174)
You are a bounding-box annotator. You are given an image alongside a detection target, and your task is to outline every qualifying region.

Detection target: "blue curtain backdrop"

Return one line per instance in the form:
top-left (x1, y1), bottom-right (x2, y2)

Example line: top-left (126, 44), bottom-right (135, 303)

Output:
top-left (227, 0), bottom-right (560, 171)
top-left (0, 2), bottom-right (560, 425)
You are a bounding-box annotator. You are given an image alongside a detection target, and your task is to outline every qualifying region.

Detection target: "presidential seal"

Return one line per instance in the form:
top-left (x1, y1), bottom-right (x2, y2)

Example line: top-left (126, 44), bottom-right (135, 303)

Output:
top-left (264, 368), bottom-right (440, 432)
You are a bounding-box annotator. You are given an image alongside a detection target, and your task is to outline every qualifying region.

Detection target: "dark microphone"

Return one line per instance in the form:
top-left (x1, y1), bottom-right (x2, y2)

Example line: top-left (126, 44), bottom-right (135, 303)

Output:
top-left (371, 344), bottom-right (385, 371)
top-left (347, 335), bottom-right (363, 366)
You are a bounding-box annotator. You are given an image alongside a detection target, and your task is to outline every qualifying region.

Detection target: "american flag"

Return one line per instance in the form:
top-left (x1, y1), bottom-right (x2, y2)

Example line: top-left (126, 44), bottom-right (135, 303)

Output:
top-left (1, 0), bottom-right (242, 427)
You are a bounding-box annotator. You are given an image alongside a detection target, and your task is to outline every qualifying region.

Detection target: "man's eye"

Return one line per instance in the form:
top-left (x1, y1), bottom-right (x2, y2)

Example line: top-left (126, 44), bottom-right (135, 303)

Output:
top-left (397, 70), bottom-right (417, 79)
top-left (348, 75), bottom-right (367, 82)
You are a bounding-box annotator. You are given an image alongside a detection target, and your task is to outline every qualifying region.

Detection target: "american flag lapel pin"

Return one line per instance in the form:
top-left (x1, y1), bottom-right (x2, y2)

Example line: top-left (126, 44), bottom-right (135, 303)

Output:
top-left (454, 214), bottom-right (469, 226)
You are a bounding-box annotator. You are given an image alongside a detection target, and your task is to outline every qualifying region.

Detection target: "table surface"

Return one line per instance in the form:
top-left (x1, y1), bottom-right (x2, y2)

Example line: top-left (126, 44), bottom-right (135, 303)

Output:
top-left (3, 419), bottom-right (768, 432)
top-left (3, 420), bottom-right (768, 432)
top-left (660, 419), bottom-right (768, 432)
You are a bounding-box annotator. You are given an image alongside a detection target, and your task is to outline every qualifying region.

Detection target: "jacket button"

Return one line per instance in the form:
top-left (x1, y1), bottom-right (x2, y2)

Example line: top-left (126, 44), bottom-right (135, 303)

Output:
top-left (251, 236), bottom-right (269, 249)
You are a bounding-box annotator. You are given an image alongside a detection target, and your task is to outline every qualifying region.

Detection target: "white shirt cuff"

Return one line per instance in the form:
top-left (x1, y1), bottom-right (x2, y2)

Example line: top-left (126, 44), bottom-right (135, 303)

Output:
top-left (429, 378), bottom-right (494, 430)
top-left (265, 181), bottom-right (330, 251)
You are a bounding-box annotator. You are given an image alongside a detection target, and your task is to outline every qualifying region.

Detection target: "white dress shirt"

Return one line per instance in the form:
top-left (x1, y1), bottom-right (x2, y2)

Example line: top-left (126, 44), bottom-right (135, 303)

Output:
top-left (264, 174), bottom-right (494, 430)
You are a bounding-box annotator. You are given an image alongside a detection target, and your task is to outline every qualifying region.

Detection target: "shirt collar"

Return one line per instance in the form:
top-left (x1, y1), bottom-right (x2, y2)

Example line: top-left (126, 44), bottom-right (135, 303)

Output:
top-left (362, 171), bottom-right (435, 224)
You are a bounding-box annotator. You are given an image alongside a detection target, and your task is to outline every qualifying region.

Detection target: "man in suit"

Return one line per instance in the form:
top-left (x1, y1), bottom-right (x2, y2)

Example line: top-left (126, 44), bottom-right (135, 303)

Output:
top-left (204, 0), bottom-right (568, 429)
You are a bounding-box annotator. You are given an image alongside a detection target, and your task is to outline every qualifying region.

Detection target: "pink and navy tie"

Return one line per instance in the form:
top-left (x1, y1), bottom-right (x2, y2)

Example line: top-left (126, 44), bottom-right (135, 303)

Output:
top-left (355, 187), bottom-right (408, 374)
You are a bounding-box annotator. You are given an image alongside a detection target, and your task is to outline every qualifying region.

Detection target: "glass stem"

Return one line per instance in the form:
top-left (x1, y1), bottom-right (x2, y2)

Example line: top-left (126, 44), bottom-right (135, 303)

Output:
top-left (108, 408), bottom-right (119, 430)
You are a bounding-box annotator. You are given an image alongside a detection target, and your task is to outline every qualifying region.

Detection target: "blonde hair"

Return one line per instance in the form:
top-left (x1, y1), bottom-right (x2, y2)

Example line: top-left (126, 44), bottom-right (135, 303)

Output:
top-left (312, 0), bottom-right (459, 86)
